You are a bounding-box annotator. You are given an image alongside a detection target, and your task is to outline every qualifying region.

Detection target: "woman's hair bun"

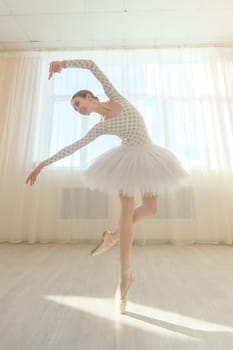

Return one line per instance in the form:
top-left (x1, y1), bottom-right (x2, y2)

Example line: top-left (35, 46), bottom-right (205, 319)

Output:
top-left (71, 90), bottom-right (99, 101)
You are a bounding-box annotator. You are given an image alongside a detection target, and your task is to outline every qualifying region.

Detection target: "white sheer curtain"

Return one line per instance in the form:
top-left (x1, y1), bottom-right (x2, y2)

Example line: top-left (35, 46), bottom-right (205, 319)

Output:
top-left (1, 48), bottom-right (233, 243)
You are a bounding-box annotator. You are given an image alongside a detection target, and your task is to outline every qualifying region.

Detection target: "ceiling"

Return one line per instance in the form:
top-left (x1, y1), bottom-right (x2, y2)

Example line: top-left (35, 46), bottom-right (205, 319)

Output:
top-left (1, 0), bottom-right (233, 50)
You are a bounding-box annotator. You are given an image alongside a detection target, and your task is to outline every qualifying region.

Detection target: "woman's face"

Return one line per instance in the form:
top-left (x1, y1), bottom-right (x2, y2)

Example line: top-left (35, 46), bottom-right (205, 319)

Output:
top-left (71, 95), bottom-right (93, 115)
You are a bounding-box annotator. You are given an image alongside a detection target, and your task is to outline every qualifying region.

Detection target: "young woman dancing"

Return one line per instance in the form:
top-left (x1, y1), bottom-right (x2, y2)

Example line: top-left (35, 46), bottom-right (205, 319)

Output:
top-left (26, 59), bottom-right (188, 313)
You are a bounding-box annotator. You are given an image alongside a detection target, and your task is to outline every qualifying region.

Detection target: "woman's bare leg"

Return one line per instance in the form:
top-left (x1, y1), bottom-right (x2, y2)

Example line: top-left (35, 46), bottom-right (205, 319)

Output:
top-left (91, 193), bottom-right (159, 256)
top-left (115, 192), bottom-right (135, 313)
top-left (118, 193), bottom-right (158, 275)
top-left (118, 192), bottom-right (135, 276)
top-left (133, 194), bottom-right (159, 224)
top-left (116, 193), bottom-right (158, 313)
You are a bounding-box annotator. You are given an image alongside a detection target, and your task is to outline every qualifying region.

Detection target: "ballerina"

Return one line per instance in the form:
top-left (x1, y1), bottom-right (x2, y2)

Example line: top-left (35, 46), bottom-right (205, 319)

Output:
top-left (26, 59), bottom-right (188, 313)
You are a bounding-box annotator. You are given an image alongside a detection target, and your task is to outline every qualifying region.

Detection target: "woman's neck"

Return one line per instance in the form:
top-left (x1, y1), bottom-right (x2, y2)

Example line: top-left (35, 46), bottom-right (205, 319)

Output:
top-left (93, 101), bottom-right (110, 116)
top-left (93, 100), bottom-right (122, 120)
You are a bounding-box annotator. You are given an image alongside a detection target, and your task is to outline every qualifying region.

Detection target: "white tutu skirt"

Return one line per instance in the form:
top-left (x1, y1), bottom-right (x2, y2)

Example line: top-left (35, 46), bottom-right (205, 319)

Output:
top-left (81, 144), bottom-right (189, 196)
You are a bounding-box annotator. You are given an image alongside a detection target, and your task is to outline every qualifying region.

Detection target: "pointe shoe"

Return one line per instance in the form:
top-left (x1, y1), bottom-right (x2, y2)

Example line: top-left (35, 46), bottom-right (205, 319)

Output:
top-left (115, 274), bottom-right (135, 314)
top-left (91, 230), bottom-right (119, 256)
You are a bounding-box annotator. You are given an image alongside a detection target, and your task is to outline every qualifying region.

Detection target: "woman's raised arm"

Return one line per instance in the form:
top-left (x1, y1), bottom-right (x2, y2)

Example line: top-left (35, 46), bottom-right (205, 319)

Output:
top-left (49, 59), bottom-right (121, 100)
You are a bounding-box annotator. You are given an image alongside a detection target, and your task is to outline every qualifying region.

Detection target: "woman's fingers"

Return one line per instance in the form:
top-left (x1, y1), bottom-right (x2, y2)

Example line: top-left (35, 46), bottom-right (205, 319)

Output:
top-left (26, 172), bottom-right (36, 186)
top-left (26, 175), bottom-right (33, 185)
top-left (48, 62), bottom-right (55, 80)
top-left (26, 163), bottom-right (45, 185)
top-left (48, 71), bottom-right (53, 80)
top-left (26, 174), bottom-right (31, 185)
top-left (48, 61), bottom-right (62, 80)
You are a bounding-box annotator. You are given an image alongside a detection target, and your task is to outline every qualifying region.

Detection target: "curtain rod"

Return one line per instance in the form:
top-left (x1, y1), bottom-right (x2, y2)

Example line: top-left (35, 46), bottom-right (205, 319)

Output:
top-left (1, 43), bottom-right (233, 53)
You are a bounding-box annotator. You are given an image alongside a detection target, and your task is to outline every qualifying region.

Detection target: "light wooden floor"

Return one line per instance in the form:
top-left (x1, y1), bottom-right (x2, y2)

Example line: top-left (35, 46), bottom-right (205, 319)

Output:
top-left (1, 243), bottom-right (233, 350)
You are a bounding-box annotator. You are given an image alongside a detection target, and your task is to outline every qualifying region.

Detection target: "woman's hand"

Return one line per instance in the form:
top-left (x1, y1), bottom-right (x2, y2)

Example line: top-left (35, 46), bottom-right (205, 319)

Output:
top-left (26, 162), bottom-right (46, 186)
top-left (48, 61), bottom-right (65, 80)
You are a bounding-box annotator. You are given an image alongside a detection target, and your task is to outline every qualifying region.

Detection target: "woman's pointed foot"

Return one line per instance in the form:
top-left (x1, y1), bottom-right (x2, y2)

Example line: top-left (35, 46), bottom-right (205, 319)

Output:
top-left (115, 274), bottom-right (135, 314)
top-left (91, 230), bottom-right (119, 256)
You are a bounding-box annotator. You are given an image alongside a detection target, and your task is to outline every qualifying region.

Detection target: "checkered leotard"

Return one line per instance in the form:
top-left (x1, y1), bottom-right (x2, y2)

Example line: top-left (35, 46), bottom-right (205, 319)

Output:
top-left (43, 59), bottom-right (152, 166)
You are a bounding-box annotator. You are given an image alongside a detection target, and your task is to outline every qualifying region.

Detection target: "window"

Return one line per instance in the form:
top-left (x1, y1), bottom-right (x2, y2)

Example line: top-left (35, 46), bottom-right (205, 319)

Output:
top-left (37, 53), bottom-right (233, 172)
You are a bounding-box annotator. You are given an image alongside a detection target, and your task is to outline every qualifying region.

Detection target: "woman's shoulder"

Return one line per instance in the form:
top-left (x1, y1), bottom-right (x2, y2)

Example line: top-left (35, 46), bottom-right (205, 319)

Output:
top-left (110, 94), bottom-right (132, 108)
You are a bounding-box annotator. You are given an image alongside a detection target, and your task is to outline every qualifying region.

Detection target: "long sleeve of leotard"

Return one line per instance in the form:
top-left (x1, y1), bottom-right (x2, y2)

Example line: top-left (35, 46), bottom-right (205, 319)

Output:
top-left (43, 122), bottom-right (105, 166)
top-left (64, 59), bottom-right (121, 100)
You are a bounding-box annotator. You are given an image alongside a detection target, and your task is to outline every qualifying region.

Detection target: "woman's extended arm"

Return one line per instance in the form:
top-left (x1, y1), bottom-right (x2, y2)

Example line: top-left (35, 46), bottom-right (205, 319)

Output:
top-left (43, 122), bottom-right (105, 166)
top-left (49, 59), bottom-right (121, 100)
top-left (26, 122), bottom-right (105, 185)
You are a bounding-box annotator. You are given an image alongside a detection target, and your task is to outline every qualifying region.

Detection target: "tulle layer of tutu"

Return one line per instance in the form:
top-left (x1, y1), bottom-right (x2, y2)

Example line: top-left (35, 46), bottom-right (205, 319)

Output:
top-left (81, 144), bottom-right (189, 196)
